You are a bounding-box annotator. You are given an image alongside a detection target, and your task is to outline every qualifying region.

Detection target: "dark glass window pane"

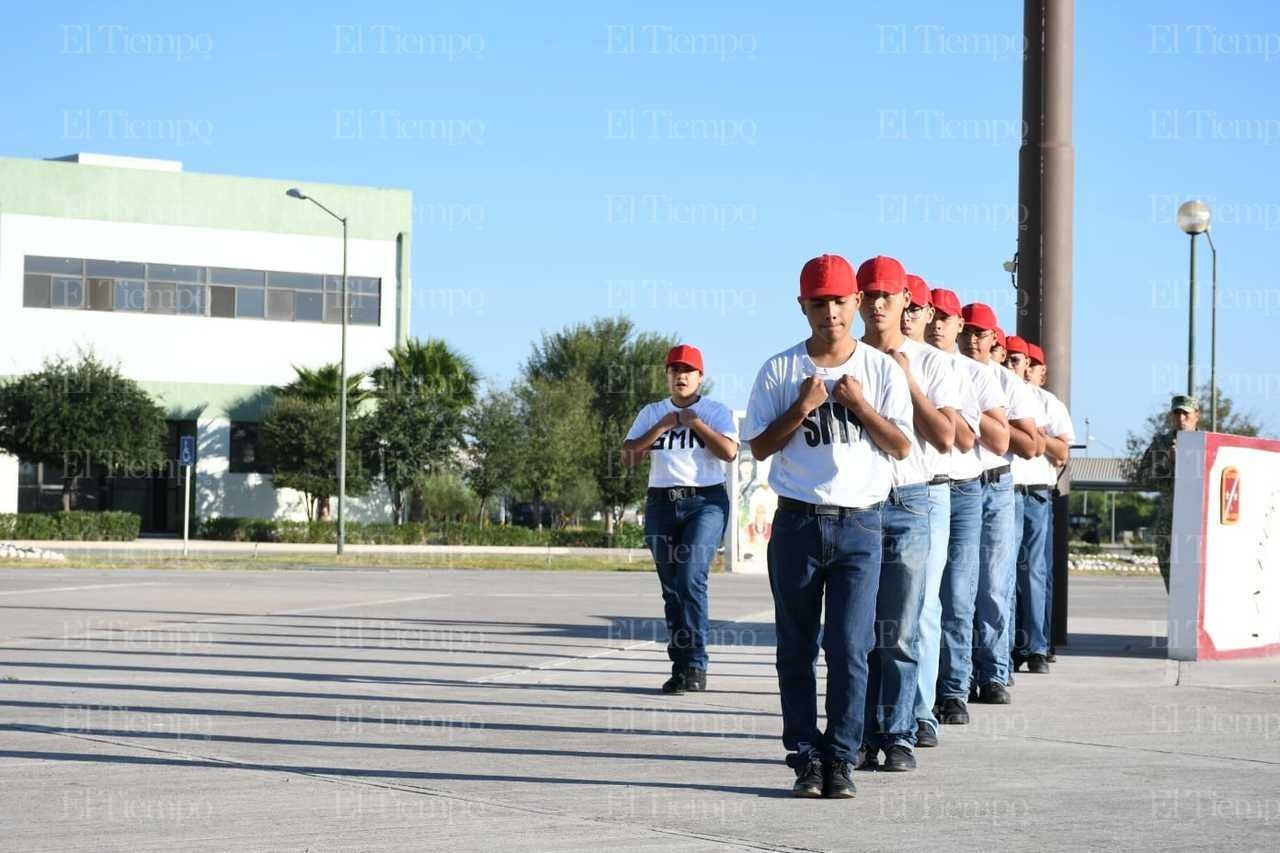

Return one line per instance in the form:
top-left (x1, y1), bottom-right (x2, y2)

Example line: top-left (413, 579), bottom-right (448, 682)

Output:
top-left (147, 264), bottom-right (205, 283)
top-left (86, 259), bottom-right (146, 279)
top-left (295, 291), bottom-right (323, 322)
top-left (349, 276), bottom-right (380, 294)
top-left (114, 281), bottom-right (146, 311)
top-left (350, 294), bottom-right (379, 325)
top-left (23, 274), bottom-right (51, 308)
top-left (324, 292), bottom-right (344, 323)
top-left (267, 289), bottom-right (294, 321)
top-left (146, 283), bottom-right (177, 314)
top-left (269, 271), bottom-right (324, 290)
top-left (25, 256), bottom-right (82, 276)
top-left (177, 284), bottom-right (206, 316)
top-left (229, 422), bottom-right (271, 474)
top-left (237, 288), bottom-right (265, 318)
top-left (210, 267), bottom-right (265, 287)
top-left (210, 285), bottom-right (235, 318)
top-left (52, 277), bottom-right (84, 308)
top-left (87, 278), bottom-right (114, 311)
top-left (325, 275), bottom-right (343, 291)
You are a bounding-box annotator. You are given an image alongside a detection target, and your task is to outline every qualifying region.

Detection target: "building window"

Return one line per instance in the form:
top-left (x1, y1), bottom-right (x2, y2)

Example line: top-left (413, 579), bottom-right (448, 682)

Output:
top-left (229, 422), bottom-right (272, 474)
top-left (21, 255), bottom-right (381, 326)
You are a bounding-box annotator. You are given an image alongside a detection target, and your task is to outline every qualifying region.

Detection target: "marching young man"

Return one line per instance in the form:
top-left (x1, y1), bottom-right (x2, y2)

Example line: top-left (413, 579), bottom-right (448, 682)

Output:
top-left (622, 345), bottom-right (738, 694)
top-left (1027, 344), bottom-right (1074, 661)
top-left (1004, 336), bottom-right (1053, 674)
top-left (927, 289), bottom-right (1006, 725)
top-left (743, 254), bottom-right (912, 798)
top-left (960, 305), bottom-right (1043, 703)
top-left (903, 280), bottom-right (980, 745)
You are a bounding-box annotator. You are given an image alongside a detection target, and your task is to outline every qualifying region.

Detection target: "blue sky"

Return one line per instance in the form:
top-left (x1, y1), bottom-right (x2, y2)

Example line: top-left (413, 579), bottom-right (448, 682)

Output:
top-left (4, 1), bottom-right (1279, 452)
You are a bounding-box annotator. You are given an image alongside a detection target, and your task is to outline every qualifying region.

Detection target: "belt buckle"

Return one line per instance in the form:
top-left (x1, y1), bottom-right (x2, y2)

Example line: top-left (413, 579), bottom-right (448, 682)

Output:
top-left (813, 504), bottom-right (839, 517)
top-left (667, 488), bottom-right (686, 502)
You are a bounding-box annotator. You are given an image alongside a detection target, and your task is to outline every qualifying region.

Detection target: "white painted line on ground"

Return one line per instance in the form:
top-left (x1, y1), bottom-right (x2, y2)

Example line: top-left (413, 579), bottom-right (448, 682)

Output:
top-left (273, 593), bottom-right (453, 615)
top-left (0, 582), bottom-right (165, 597)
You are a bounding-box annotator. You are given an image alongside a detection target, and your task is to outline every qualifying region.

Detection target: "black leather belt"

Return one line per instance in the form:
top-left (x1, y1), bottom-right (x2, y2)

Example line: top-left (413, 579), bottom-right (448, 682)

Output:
top-left (981, 465), bottom-right (1011, 484)
top-left (950, 475), bottom-right (981, 486)
top-left (928, 474), bottom-right (950, 485)
top-left (648, 485), bottom-right (724, 502)
top-left (1015, 484), bottom-right (1052, 495)
top-left (776, 496), bottom-right (882, 518)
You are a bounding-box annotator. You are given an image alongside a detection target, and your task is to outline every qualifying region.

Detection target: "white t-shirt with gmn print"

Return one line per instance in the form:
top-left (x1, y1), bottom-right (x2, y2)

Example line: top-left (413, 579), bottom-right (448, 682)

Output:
top-left (742, 340), bottom-right (913, 508)
top-left (626, 397), bottom-right (738, 488)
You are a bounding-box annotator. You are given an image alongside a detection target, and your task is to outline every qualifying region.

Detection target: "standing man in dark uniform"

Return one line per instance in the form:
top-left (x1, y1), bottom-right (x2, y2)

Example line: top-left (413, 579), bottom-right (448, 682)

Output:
top-left (1134, 395), bottom-right (1200, 591)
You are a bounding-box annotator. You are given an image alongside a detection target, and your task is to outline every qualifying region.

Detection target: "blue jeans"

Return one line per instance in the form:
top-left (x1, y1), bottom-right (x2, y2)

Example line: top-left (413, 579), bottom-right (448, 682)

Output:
top-left (768, 504), bottom-right (882, 763)
top-left (973, 471), bottom-right (1015, 686)
top-left (914, 482), bottom-right (950, 732)
top-left (644, 485), bottom-right (729, 674)
top-left (1044, 497), bottom-right (1055, 651)
top-left (1008, 491), bottom-right (1024, 665)
top-left (865, 483), bottom-right (930, 750)
top-left (1016, 489), bottom-right (1052, 656)
top-left (937, 477), bottom-right (983, 700)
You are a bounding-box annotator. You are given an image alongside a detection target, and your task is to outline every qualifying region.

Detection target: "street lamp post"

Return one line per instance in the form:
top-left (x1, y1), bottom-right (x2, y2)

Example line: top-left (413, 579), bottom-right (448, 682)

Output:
top-left (1176, 200), bottom-right (1211, 405)
top-left (286, 187), bottom-right (349, 555)
top-left (1205, 229), bottom-right (1218, 431)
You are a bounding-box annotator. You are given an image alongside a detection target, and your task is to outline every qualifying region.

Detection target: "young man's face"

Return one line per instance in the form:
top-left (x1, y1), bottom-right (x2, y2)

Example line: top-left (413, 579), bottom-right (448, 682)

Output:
top-left (958, 325), bottom-right (995, 362)
top-left (902, 302), bottom-right (933, 341)
top-left (928, 311), bottom-right (962, 350)
top-left (1007, 351), bottom-right (1029, 379)
top-left (1030, 363), bottom-right (1047, 386)
top-left (666, 365), bottom-right (702, 398)
top-left (798, 293), bottom-right (860, 345)
top-left (858, 287), bottom-right (906, 338)
top-left (992, 345), bottom-right (1007, 365)
top-left (1169, 408), bottom-right (1199, 432)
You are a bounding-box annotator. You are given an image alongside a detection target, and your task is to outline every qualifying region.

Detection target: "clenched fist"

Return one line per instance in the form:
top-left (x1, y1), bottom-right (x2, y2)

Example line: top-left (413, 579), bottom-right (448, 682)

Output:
top-left (832, 375), bottom-right (864, 409)
top-left (795, 375), bottom-right (829, 414)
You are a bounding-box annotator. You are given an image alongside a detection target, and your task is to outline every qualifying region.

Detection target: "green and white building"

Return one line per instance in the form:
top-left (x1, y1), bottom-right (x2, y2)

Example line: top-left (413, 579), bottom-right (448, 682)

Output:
top-left (0, 153), bottom-right (412, 532)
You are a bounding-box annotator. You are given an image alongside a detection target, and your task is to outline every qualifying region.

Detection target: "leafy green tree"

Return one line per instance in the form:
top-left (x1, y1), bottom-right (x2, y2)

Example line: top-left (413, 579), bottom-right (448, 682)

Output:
top-left (523, 317), bottom-right (677, 530)
top-left (0, 352), bottom-right (166, 511)
top-left (1123, 383), bottom-right (1262, 486)
top-left (464, 389), bottom-right (524, 525)
top-left (512, 377), bottom-right (594, 530)
top-left (260, 397), bottom-right (370, 521)
top-left (276, 363), bottom-right (372, 409)
top-left (366, 339), bottom-right (478, 523)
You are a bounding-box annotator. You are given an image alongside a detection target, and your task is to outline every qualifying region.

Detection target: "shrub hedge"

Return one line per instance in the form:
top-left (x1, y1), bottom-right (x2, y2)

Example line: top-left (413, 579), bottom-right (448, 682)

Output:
top-left (0, 511), bottom-right (141, 541)
top-left (196, 518), bottom-right (647, 549)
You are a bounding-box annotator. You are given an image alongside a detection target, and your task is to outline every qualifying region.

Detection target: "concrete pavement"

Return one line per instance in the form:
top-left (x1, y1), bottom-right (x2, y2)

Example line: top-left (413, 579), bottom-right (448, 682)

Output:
top-left (0, 568), bottom-right (1276, 852)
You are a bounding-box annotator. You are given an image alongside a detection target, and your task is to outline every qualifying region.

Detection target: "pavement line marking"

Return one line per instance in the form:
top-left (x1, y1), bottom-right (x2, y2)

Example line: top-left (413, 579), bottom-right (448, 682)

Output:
top-left (273, 593), bottom-right (452, 615)
top-left (0, 582), bottom-right (165, 597)
top-left (468, 606), bottom-right (775, 684)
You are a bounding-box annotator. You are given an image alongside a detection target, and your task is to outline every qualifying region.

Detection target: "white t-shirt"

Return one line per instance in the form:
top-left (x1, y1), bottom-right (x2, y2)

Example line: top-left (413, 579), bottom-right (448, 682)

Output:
top-left (894, 338), bottom-right (963, 485)
top-left (1012, 376), bottom-right (1052, 485)
top-left (976, 359), bottom-right (1039, 471)
top-left (1027, 386), bottom-right (1076, 487)
top-left (947, 350), bottom-right (1001, 481)
top-left (626, 397), bottom-right (738, 488)
top-left (742, 340), bottom-right (913, 507)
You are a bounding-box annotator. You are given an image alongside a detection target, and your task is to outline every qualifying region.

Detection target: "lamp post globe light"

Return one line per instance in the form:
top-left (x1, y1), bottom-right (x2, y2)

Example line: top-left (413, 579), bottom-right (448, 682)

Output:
top-left (1176, 200), bottom-right (1218, 430)
top-left (286, 187), bottom-right (350, 554)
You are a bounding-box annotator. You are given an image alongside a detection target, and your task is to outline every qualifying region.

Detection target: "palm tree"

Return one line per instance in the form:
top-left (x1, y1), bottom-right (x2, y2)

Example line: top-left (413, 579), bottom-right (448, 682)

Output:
top-left (275, 363), bottom-right (372, 409)
top-left (372, 338), bottom-right (478, 410)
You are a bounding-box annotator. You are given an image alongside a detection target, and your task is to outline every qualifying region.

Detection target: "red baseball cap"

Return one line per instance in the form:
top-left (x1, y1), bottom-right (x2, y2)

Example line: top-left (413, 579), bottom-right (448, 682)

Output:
top-left (800, 254), bottom-right (856, 299)
top-left (666, 344), bottom-right (704, 372)
top-left (993, 327), bottom-right (1007, 349)
top-left (855, 255), bottom-right (907, 294)
top-left (931, 288), bottom-right (962, 317)
top-left (1005, 335), bottom-right (1030, 356)
top-left (1029, 344), bottom-right (1046, 365)
top-left (961, 303), bottom-right (999, 332)
top-left (905, 274), bottom-right (931, 308)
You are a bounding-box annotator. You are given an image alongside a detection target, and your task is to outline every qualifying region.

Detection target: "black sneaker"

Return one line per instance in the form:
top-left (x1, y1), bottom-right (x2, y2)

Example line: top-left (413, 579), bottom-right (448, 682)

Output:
top-left (938, 698), bottom-right (970, 725)
top-left (915, 721), bottom-right (939, 747)
top-left (684, 667), bottom-right (707, 692)
top-left (1046, 651), bottom-right (1057, 663)
top-left (855, 745), bottom-right (880, 771)
top-left (882, 744), bottom-right (917, 772)
top-left (968, 683), bottom-right (979, 702)
top-left (788, 754), bottom-right (824, 798)
top-left (1027, 654), bottom-right (1050, 674)
top-left (1007, 671), bottom-right (1016, 687)
top-left (977, 682), bottom-right (1011, 704)
top-left (661, 672), bottom-right (687, 694)
top-left (823, 759), bottom-right (857, 798)
top-left (1012, 652), bottom-right (1028, 672)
